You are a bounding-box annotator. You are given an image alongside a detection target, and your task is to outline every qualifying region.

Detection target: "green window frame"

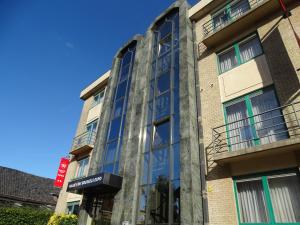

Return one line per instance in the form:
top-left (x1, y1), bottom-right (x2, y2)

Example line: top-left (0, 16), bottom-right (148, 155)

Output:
top-left (217, 33), bottom-right (263, 74)
top-left (223, 87), bottom-right (288, 151)
top-left (233, 170), bottom-right (300, 225)
top-left (211, 0), bottom-right (251, 32)
top-left (66, 201), bottom-right (80, 215)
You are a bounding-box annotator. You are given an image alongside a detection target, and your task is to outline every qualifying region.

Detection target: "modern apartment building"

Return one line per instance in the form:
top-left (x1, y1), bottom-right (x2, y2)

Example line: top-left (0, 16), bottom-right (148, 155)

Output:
top-left (55, 0), bottom-right (300, 225)
top-left (55, 71), bottom-right (110, 215)
top-left (190, 0), bottom-right (300, 224)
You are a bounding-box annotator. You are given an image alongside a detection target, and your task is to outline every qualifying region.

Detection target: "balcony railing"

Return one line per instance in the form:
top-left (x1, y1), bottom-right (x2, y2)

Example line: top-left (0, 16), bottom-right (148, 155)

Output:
top-left (212, 102), bottom-right (300, 155)
top-left (71, 131), bottom-right (96, 152)
top-left (203, 0), bottom-right (265, 38)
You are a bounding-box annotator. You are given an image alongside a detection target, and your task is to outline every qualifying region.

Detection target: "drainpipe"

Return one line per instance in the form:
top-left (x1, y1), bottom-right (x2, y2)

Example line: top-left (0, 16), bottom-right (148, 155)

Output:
top-left (278, 0), bottom-right (300, 48)
top-left (192, 20), bottom-right (209, 225)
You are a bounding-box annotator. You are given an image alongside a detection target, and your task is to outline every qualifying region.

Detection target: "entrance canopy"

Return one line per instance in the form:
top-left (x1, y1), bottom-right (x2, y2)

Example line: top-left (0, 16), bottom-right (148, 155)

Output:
top-left (67, 173), bottom-right (122, 194)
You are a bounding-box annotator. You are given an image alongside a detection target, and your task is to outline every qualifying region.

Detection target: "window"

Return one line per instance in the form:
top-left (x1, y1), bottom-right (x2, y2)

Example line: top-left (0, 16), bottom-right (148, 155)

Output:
top-left (224, 88), bottom-right (288, 151)
top-left (75, 157), bottom-right (89, 179)
top-left (92, 90), bottom-right (105, 108)
top-left (100, 42), bottom-right (136, 175)
top-left (86, 120), bottom-right (98, 133)
top-left (139, 9), bottom-right (180, 225)
top-left (66, 201), bottom-right (80, 215)
top-left (234, 171), bottom-right (300, 224)
top-left (212, 0), bottom-right (250, 31)
top-left (218, 34), bottom-right (263, 73)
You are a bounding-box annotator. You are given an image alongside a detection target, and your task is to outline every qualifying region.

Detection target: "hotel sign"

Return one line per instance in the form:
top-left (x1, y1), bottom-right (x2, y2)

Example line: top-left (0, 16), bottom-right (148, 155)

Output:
top-left (54, 157), bottom-right (69, 188)
top-left (67, 173), bottom-right (123, 194)
top-left (67, 173), bottom-right (104, 191)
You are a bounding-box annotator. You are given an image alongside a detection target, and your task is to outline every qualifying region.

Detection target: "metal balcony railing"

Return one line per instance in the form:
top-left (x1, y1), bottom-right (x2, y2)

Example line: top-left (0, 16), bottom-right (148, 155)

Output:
top-left (203, 0), bottom-right (265, 37)
top-left (212, 102), bottom-right (300, 154)
top-left (71, 131), bottom-right (96, 151)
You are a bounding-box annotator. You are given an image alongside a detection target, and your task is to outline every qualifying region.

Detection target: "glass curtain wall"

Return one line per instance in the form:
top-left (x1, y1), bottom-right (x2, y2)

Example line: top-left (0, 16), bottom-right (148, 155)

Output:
top-left (138, 9), bottom-right (180, 225)
top-left (100, 43), bottom-right (136, 175)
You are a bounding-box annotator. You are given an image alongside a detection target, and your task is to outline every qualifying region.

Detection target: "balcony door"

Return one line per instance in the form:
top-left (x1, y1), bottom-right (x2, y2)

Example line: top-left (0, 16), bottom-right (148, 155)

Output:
top-left (224, 88), bottom-right (288, 151)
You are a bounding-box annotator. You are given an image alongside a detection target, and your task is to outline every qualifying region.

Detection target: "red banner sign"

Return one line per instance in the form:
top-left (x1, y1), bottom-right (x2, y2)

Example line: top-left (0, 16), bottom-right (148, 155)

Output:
top-left (54, 157), bottom-right (69, 188)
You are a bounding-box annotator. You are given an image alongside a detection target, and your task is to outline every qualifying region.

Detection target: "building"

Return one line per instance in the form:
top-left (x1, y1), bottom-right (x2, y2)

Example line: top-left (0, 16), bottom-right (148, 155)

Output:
top-left (55, 71), bottom-right (110, 215)
top-left (0, 166), bottom-right (59, 209)
top-left (190, 0), bottom-right (300, 224)
top-left (55, 0), bottom-right (300, 224)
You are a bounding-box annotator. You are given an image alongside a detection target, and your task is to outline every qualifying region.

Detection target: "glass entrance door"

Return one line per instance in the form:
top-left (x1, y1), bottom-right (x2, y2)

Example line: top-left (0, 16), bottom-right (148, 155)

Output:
top-left (91, 194), bottom-right (114, 225)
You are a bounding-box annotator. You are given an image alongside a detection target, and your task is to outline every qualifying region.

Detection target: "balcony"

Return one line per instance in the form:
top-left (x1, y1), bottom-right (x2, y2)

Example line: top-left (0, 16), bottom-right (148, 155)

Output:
top-left (212, 102), bottom-right (300, 164)
top-left (69, 131), bottom-right (96, 155)
top-left (201, 0), bottom-right (289, 47)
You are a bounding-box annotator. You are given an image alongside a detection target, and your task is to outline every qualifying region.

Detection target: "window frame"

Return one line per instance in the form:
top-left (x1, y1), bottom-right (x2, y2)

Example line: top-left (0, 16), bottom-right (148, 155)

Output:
top-left (66, 201), bottom-right (80, 215)
top-left (233, 169), bottom-right (300, 225)
top-left (91, 89), bottom-right (105, 108)
top-left (75, 157), bottom-right (89, 179)
top-left (223, 87), bottom-right (287, 151)
top-left (217, 33), bottom-right (264, 74)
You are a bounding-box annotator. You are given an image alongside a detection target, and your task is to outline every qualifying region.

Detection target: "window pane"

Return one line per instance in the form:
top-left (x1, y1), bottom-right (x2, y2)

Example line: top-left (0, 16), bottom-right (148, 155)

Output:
top-left (173, 144), bottom-right (180, 180)
top-left (73, 204), bottom-right (79, 215)
top-left (122, 51), bottom-right (132, 66)
top-left (239, 36), bottom-right (262, 63)
top-left (159, 35), bottom-right (172, 56)
top-left (157, 53), bottom-right (171, 74)
top-left (218, 48), bottom-right (238, 73)
top-left (148, 184), bottom-right (169, 224)
top-left (155, 92), bottom-right (170, 120)
top-left (230, 0), bottom-right (250, 19)
top-left (108, 117), bottom-right (121, 141)
top-left (151, 148), bottom-right (169, 184)
top-left (157, 72), bottom-right (170, 95)
top-left (172, 180), bottom-right (180, 224)
top-left (172, 114), bottom-right (180, 144)
top-left (113, 99), bottom-right (124, 119)
top-left (153, 121), bottom-right (170, 148)
top-left (120, 64), bottom-right (130, 81)
top-left (250, 89), bottom-right (288, 145)
top-left (105, 141), bottom-right (118, 163)
top-left (142, 153), bottom-right (150, 185)
top-left (159, 22), bottom-right (172, 40)
top-left (268, 174), bottom-right (300, 223)
top-left (225, 100), bottom-right (254, 150)
top-left (236, 180), bottom-right (269, 223)
top-left (115, 81), bottom-right (127, 100)
top-left (102, 163), bottom-right (114, 173)
top-left (137, 186), bottom-right (148, 224)
top-left (213, 9), bottom-right (229, 30)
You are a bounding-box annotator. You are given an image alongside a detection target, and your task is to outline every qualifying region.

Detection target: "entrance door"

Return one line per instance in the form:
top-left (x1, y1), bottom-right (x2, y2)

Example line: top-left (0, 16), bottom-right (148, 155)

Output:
top-left (91, 194), bottom-right (114, 225)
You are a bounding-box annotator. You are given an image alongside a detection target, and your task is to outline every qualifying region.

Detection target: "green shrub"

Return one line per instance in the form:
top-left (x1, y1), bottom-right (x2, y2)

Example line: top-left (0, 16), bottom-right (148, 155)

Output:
top-left (47, 214), bottom-right (78, 225)
top-left (0, 206), bottom-right (52, 225)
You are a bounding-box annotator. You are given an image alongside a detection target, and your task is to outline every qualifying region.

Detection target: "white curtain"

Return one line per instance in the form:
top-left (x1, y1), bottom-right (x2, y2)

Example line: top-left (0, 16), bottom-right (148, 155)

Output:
top-left (269, 175), bottom-right (300, 223)
top-left (237, 180), bottom-right (269, 223)
top-left (239, 36), bottom-right (262, 62)
top-left (226, 101), bottom-right (254, 151)
top-left (219, 48), bottom-right (238, 73)
top-left (251, 89), bottom-right (288, 145)
top-left (213, 10), bottom-right (228, 31)
top-left (230, 0), bottom-right (250, 20)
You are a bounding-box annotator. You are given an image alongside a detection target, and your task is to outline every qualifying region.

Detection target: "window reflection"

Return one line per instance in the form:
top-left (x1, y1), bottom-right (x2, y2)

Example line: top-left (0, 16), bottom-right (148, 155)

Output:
top-left (155, 93), bottom-right (170, 120)
top-left (105, 141), bottom-right (118, 163)
top-left (115, 81), bottom-right (127, 100)
top-left (108, 118), bottom-right (121, 141)
top-left (157, 72), bottom-right (170, 95)
top-left (148, 183), bottom-right (169, 224)
top-left (113, 99), bottom-right (124, 119)
top-left (151, 148), bottom-right (169, 184)
top-left (153, 121), bottom-right (170, 148)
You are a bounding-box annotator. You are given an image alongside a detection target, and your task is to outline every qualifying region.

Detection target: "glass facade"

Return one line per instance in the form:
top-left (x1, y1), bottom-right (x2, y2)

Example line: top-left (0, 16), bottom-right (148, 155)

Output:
top-left (100, 43), bottom-right (137, 175)
top-left (138, 9), bottom-right (180, 225)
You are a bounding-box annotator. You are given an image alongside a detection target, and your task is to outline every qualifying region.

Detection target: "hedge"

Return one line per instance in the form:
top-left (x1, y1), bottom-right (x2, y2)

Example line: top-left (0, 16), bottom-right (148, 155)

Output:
top-left (0, 207), bottom-right (52, 225)
top-left (47, 214), bottom-right (78, 225)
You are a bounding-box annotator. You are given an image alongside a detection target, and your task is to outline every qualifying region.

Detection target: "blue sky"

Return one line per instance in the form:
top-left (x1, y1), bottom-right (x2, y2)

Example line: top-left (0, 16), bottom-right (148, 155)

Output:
top-left (0, 0), bottom-right (198, 179)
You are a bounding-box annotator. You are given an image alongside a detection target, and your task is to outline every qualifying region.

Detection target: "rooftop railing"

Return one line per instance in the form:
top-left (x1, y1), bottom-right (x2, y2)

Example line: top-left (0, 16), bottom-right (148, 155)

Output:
top-left (71, 131), bottom-right (96, 152)
top-left (212, 101), bottom-right (300, 155)
top-left (203, 0), bottom-right (265, 37)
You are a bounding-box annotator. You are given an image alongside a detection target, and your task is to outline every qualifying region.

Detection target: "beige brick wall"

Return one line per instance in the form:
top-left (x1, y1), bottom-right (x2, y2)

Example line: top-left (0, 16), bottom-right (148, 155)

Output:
top-left (194, 2), bottom-right (300, 225)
